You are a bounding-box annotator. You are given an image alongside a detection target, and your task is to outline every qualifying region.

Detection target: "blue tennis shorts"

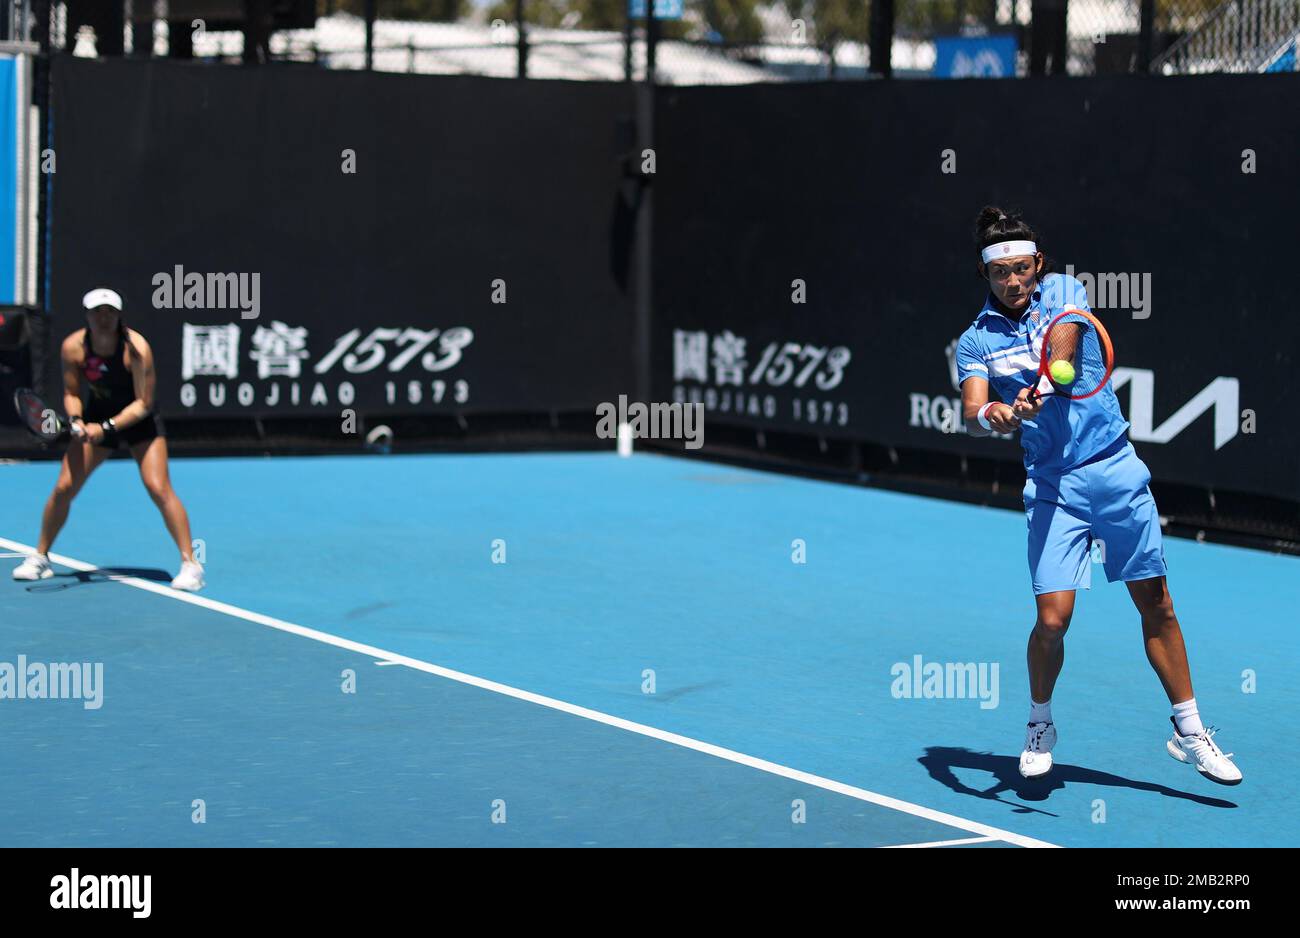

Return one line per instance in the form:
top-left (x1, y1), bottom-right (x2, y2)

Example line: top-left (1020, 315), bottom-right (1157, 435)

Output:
top-left (1023, 436), bottom-right (1167, 595)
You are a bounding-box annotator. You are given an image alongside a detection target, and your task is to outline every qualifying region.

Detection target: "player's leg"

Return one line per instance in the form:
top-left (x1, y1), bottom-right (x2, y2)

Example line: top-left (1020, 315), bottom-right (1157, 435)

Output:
top-left (130, 434), bottom-right (204, 591)
top-left (1126, 575), bottom-right (1192, 702)
top-left (1019, 589), bottom-right (1074, 778)
top-left (1089, 442), bottom-right (1173, 684)
top-left (1094, 442), bottom-right (1241, 784)
top-left (1020, 472), bottom-right (1091, 779)
top-left (13, 438), bottom-right (112, 579)
top-left (1126, 574), bottom-right (1240, 783)
top-left (1029, 589), bottom-right (1076, 703)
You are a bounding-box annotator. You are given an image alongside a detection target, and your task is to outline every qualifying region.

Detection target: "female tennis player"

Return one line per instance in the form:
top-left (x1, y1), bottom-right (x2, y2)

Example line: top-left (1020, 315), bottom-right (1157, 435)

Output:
top-left (11, 288), bottom-right (204, 591)
top-left (955, 207), bottom-right (1240, 785)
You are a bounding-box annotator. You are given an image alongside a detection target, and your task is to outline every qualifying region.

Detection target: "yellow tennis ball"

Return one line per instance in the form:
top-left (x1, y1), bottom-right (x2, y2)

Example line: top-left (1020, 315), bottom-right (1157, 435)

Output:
top-left (1050, 360), bottom-right (1076, 385)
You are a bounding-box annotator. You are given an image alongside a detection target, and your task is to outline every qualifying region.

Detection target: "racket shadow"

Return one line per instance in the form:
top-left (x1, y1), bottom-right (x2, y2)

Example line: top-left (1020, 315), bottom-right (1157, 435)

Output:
top-left (24, 566), bottom-right (172, 593)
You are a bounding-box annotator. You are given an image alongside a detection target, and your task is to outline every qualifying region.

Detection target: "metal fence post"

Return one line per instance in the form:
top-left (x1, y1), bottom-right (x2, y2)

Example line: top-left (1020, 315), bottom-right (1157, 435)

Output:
top-left (364, 0), bottom-right (374, 71)
top-left (1030, 0), bottom-right (1069, 75)
top-left (1138, 0), bottom-right (1155, 71)
top-left (869, 0), bottom-right (894, 77)
top-left (624, 3), bottom-right (633, 82)
top-left (516, 0), bottom-right (527, 78)
top-left (634, 7), bottom-right (656, 405)
top-left (646, 4), bottom-right (657, 83)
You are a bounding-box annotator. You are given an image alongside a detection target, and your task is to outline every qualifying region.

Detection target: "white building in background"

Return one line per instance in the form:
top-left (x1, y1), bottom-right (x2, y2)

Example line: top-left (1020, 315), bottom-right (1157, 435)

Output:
top-left (67, 3), bottom-right (1166, 81)
top-left (67, 9), bottom-right (937, 82)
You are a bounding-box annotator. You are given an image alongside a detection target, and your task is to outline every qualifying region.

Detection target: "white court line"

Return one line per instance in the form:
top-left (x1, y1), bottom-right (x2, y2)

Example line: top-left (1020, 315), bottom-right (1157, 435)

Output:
top-left (880, 835), bottom-right (999, 848)
top-left (0, 534), bottom-right (1060, 849)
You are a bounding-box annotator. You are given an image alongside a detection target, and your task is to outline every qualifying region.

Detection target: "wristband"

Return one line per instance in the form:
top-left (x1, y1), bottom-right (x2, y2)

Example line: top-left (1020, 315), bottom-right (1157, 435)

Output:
top-left (69, 415), bottom-right (84, 425)
top-left (100, 418), bottom-right (118, 446)
top-left (976, 402), bottom-right (996, 430)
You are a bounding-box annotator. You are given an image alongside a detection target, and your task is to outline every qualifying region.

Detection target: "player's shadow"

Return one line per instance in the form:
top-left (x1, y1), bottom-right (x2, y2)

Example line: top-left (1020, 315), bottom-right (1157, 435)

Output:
top-left (920, 746), bottom-right (1237, 816)
top-left (24, 567), bottom-right (171, 592)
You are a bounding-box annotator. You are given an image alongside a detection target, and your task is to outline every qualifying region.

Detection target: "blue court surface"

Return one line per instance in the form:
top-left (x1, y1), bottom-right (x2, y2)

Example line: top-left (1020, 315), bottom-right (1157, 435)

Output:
top-left (1, 450), bottom-right (1295, 847)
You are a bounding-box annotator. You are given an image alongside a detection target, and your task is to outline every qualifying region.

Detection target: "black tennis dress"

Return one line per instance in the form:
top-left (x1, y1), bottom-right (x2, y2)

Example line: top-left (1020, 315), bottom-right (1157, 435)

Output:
top-left (82, 326), bottom-right (164, 448)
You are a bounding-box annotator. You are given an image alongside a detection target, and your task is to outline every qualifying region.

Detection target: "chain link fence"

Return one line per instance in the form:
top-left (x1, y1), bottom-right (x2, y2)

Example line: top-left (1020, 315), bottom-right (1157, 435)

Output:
top-left (9, 0), bottom-right (1297, 79)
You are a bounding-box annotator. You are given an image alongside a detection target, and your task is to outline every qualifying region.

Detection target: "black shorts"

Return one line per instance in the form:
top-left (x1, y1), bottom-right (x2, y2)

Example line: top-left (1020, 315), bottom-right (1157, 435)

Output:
top-left (85, 412), bottom-right (166, 450)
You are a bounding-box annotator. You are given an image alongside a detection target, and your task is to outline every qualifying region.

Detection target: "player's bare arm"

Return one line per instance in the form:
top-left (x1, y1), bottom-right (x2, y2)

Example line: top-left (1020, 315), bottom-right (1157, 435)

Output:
top-left (962, 375), bottom-right (1020, 436)
top-left (60, 331), bottom-right (85, 424)
top-left (115, 331), bottom-right (156, 431)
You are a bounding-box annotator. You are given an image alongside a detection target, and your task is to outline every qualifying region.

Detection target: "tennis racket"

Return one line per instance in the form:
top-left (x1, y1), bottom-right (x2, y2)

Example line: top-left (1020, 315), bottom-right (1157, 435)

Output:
top-left (1026, 309), bottom-right (1115, 405)
top-left (13, 388), bottom-right (72, 444)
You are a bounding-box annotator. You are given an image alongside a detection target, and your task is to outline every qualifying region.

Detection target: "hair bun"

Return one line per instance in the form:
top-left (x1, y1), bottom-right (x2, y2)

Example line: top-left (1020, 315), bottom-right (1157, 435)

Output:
top-left (974, 205), bottom-right (1038, 251)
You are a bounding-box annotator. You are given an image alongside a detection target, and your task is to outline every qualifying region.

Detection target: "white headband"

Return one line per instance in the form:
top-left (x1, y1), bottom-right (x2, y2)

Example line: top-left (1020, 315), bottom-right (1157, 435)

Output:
top-left (981, 240), bottom-right (1038, 264)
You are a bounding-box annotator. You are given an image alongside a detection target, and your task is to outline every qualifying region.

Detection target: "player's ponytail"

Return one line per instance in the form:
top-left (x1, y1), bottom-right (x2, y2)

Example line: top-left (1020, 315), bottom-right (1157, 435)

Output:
top-left (974, 205), bottom-right (1038, 250)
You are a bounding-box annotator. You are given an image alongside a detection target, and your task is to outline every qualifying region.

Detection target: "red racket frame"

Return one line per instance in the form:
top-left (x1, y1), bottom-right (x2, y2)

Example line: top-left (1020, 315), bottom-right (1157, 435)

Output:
top-left (1029, 308), bottom-right (1115, 403)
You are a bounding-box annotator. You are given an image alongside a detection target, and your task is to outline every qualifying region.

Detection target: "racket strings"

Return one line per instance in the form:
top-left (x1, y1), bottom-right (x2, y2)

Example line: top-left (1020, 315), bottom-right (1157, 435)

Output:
top-left (21, 395), bottom-right (48, 429)
top-left (1044, 314), bottom-right (1107, 395)
top-left (15, 390), bottom-right (63, 442)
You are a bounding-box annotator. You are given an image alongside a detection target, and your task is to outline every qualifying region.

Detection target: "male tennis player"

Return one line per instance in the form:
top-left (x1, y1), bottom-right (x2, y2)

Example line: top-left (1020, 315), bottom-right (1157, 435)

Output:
top-left (11, 288), bottom-right (204, 591)
top-left (954, 206), bottom-right (1240, 785)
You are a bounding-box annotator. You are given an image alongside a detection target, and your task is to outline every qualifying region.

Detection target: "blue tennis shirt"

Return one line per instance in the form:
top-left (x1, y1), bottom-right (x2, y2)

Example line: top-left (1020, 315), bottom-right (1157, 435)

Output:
top-left (955, 272), bottom-right (1129, 478)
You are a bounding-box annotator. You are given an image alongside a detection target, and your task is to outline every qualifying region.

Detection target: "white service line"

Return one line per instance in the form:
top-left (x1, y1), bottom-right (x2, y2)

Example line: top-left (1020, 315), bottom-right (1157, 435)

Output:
top-left (880, 835), bottom-right (1000, 849)
top-left (0, 535), bottom-right (1060, 849)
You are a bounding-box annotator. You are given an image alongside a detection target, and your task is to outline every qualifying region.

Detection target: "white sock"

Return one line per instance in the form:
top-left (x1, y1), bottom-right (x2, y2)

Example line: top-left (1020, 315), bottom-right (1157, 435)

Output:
top-left (1029, 698), bottom-right (1052, 725)
top-left (1172, 698), bottom-right (1204, 736)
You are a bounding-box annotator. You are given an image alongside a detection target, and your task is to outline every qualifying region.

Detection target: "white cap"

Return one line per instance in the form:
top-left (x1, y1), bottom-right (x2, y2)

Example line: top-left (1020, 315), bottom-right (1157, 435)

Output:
top-left (82, 288), bottom-right (123, 311)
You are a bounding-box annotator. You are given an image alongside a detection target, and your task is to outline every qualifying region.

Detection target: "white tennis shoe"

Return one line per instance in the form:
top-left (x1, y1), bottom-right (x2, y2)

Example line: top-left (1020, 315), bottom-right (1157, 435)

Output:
top-left (170, 560), bottom-right (205, 592)
top-left (1019, 721), bottom-right (1057, 779)
top-left (1167, 718), bottom-right (1242, 786)
top-left (12, 553), bottom-right (53, 581)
